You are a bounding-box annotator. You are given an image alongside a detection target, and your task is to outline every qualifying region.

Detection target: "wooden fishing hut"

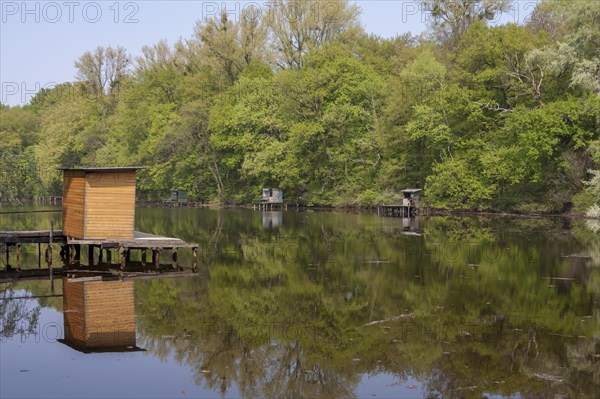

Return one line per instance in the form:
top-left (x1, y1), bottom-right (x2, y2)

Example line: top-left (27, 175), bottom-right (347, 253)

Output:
top-left (1, 167), bottom-right (199, 278)
top-left (61, 167), bottom-right (198, 270)
top-left (254, 188), bottom-right (286, 210)
top-left (62, 167), bottom-right (137, 240)
top-left (377, 189), bottom-right (426, 217)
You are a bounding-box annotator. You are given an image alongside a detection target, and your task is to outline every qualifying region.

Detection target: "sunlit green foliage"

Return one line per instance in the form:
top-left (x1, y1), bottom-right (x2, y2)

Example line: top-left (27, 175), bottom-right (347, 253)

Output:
top-left (1, 0), bottom-right (599, 212)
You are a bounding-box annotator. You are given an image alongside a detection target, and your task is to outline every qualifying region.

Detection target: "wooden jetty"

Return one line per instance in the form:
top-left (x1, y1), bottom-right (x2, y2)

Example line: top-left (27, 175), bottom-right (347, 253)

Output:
top-left (377, 188), bottom-right (428, 217)
top-left (1, 167), bottom-right (199, 280)
top-left (34, 196), bottom-right (63, 205)
top-left (0, 228), bottom-right (199, 279)
top-left (253, 188), bottom-right (287, 210)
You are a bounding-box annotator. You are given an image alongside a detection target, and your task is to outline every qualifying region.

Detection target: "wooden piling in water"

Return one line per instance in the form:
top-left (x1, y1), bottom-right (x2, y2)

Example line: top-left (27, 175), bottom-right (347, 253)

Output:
top-left (119, 247), bottom-right (127, 271)
top-left (88, 245), bottom-right (94, 267)
top-left (171, 248), bottom-right (178, 269)
top-left (192, 247), bottom-right (198, 272)
top-left (48, 219), bottom-right (54, 291)
top-left (15, 243), bottom-right (21, 269)
top-left (153, 248), bottom-right (161, 270)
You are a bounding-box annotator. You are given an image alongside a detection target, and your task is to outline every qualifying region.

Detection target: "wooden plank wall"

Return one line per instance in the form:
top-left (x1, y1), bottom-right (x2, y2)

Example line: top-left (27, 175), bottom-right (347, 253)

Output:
top-left (84, 171), bottom-right (136, 239)
top-left (84, 280), bottom-right (136, 348)
top-left (62, 170), bottom-right (85, 239)
top-left (63, 279), bottom-right (87, 347)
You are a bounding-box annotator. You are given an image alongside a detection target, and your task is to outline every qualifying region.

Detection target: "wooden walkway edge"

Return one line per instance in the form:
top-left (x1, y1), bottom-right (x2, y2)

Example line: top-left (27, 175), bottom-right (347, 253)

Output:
top-left (1, 229), bottom-right (199, 275)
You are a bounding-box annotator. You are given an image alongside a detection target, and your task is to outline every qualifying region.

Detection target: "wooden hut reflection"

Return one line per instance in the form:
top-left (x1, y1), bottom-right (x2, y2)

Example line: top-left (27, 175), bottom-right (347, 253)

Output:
top-left (262, 211), bottom-right (283, 228)
top-left (61, 278), bottom-right (142, 352)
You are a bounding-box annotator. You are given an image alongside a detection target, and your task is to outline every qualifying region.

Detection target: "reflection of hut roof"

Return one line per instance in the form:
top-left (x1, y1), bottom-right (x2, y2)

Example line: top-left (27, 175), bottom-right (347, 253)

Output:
top-left (401, 188), bottom-right (422, 194)
top-left (58, 339), bottom-right (145, 354)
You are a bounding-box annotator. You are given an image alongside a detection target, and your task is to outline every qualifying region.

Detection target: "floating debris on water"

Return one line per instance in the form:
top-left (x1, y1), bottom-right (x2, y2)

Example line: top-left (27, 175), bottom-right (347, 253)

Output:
top-left (364, 313), bottom-right (415, 326)
top-left (561, 253), bottom-right (591, 258)
top-left (542, 277), bottom-right (576, 281)
top-left (534, 373), bottom-right (562, 382)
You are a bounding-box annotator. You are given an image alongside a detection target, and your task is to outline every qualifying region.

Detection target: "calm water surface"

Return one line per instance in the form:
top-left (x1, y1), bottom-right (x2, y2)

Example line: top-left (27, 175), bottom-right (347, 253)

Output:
top-left (1, 207), bottom-right (599, 398)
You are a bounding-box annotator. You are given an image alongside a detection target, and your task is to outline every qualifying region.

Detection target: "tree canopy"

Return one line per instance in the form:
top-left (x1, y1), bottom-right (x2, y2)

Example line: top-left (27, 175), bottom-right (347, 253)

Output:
top-left (1, 0), bottom-right (599, 213)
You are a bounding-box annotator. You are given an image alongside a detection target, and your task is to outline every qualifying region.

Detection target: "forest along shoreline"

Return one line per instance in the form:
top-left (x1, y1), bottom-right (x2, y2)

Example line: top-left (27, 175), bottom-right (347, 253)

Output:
top-left (1, 1), bottom-right (599, 220)
top-left (2, 200), bottom-right (598, 221)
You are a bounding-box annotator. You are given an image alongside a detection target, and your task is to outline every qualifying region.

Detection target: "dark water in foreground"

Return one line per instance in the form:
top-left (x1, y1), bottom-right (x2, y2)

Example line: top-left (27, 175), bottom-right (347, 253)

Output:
top-left (1, 207), bottom-right (599, 398)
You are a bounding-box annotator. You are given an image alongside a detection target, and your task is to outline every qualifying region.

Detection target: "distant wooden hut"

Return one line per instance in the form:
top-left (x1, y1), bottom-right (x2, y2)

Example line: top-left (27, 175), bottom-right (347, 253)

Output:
top-left (62, 278), bottom-right (140, 352)
top-left (401, 189), bottom-right (422, 209)
top-left (61, 167), bottom-right (140, 240)
top-left (261, 188), bottom-right (283, 204)
top-left (377, 188), bottom-right (425, 217)
top-left (170, 189), bottom-right (188, 204)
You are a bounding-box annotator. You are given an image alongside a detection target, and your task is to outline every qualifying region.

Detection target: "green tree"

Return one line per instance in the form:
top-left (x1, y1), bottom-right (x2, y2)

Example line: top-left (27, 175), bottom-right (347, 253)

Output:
top-left (424, 0), bottom-right (511, 47)
top-left (265, 0), bottom-right (361, 68)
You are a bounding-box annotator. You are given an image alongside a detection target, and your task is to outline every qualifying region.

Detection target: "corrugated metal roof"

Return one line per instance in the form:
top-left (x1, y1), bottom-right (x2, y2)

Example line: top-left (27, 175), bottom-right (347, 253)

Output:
top-left (60, 167), bottom-right (144, 172)
top-left (401, 188), bottom-right (422, 193)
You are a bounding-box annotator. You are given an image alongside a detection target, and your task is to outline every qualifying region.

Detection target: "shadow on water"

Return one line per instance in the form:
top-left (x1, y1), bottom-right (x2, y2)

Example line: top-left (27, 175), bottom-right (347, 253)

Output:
top-left (1, 208), bottom-right (599, 398)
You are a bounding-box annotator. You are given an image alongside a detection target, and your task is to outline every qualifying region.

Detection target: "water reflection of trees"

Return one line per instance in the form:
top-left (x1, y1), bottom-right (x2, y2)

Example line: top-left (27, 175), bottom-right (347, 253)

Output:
top-left (132, 211), bottom-right (599, 398)
top-left (0, 285), bottom-right (41, 339)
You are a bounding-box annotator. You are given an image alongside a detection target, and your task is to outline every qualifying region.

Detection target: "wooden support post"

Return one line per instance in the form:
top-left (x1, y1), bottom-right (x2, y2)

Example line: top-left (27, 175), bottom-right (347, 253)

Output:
top-left (106, 248), bottom-right (112, 265)
top-left (38, 243), bottom-right (42, 268)
top-left (45, 245), bottom-right (53, 266)
top-left (45, 219), bottom-right (54, 291)
top-left (153, 248), bottom-right (161, 270)
top-left (74, 244), bottom-right (81, 262)
top-left (171, 248), bottom-right (178, 269)
top-left (15, 243), bottom-right (20, 269)
top-left (98, 247), bottom-right (103, 264)
top-left (141, 249), bottom-right (147, 268)
top-left (192, 247), bottom-right (198, 272)
top-left (88, 245), bottom-right (94, 267)
top-left (119, 247), bottom-right (127, 271)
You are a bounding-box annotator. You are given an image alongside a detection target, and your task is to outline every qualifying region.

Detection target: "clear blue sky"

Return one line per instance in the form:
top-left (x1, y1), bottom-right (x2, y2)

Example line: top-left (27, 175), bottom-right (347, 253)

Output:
top-left (0, 1), bottom-right (537, 106)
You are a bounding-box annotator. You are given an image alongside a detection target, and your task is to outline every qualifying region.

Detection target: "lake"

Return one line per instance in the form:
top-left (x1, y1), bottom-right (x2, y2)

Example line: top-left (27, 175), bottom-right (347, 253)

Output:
top-left (1, 207), bottom-right (599, 398)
